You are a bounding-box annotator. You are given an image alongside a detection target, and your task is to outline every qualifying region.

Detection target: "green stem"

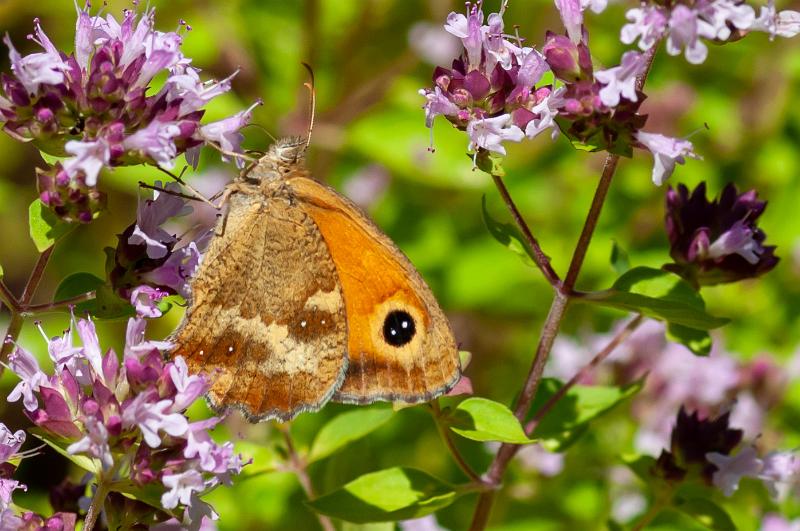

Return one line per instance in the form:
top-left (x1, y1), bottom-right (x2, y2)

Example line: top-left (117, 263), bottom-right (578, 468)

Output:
top-left (632, 484), bottom-right (676, 531)
top-left (430, 401), bottom-right (485, 484)
top-left (490, 173), bottom-right (561, 287)
top-left (279, 425), bottom-right (335, 531)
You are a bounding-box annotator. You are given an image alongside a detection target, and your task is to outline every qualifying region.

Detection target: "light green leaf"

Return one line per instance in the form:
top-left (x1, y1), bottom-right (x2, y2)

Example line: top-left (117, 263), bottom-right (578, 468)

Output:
top-left (610, 240), bottom-right (630, 275)
top-left (621, 453), bottom-right (658, 483)
top-left (529, 379), bottom-right (642, 451)
top-left (29, 429), bottom-right (98, 474)
top-left (446, 397), bottom-right (533, 443)
top-left (28, 199), bottom-right (77, 252)
top-left (481, 196), bottom-right (536, 268)
top-left (307, 467), bottom-right (457, 523)
top-left (341, 523), bottom-right (396, 531)
top-left (579, 267), bottom-right (729, 330)
top-left (308, 407), bottom-right (394, 463)
top-left (674, 497), bottom-right (736, 531)
top-left (667, 323), bottom-right (713, 356)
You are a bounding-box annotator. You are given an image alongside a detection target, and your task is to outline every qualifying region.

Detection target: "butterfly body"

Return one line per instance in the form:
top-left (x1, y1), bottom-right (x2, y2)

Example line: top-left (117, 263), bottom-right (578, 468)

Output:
top-left (170, 137), bottom-right (461, 421)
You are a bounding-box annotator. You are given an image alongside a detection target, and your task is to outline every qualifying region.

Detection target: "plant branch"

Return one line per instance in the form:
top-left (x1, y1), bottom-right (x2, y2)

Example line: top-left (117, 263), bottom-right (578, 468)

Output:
top-left (469, 41), bottom-right (661, 531)
top-left (525, 313), bottom-right (644, 433)
top-left (1, 247), bottom-right (54, 362)
top-left (0, 281), bottom-right (19, 313)
top-left (279, 426), bottom-right (335, 531)
top-left (491, 173), bottom-right (561, 288)
top-left (430, 401), bottom-right (484, 484)
top-left (21, 290), bottom-right (97, 316)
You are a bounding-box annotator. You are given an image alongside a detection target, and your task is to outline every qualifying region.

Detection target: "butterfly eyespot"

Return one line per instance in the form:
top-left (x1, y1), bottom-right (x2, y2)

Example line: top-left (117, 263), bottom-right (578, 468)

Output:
top-left (382, 310), bottom-right (416, 347)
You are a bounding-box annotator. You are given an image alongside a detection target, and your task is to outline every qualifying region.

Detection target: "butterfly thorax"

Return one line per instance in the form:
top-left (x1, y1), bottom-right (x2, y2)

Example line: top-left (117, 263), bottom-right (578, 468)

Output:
top-left (237, 136), bottom-right (309, 189)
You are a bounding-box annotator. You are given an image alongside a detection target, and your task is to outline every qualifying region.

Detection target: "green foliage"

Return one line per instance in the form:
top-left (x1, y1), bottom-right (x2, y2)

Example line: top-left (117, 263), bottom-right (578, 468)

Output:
top-left (529, 379), bottom-right (643, 451)
top-left (445, 397), bottom-right (534, 443)
top-left (28, 198), bottom-right (75, 252)
top-left (307, 467), bottom-right (458, 523)
top-left (308, 407), bottom-right (395, 463)
top-left (54, 272), bottom-right (133, 319)
top-left (581, 267), bottom-right (729, 329)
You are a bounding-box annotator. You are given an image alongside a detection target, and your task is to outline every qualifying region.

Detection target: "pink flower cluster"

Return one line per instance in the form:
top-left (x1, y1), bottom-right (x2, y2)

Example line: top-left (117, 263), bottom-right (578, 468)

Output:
top-left (622, 0), bottom-right (800, 65)
top-left (420, 0), bottom-right (702, 185)
top-left (0, 423), bottom-right (77, 530)
top-left (0, 5), bottom-right (257, 222)
top-left (6, 304), bottom-right (246, 529)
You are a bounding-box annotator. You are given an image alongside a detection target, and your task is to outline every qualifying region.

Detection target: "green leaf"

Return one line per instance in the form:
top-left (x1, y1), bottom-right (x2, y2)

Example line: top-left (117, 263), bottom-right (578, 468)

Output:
top-left (445, 397), bottom-right (533, 443)
top-left (474, 149), bottom-right (505, 176)
top-left (529, 379), bottom-right (642, 451)
top-left (341, 523), bottom-right (396, 531)
top-left (579, 267), bottom-right (729, 330)
top-left (109, 480), bottom-right (181, 520)
top-left (308, 407), bottom-right (394, 463)
top-left (307, 467), bottom-right (457, 523)
top-left (621, 453), bottom-right (658, 483)
top-left (54, 272), bottom-right (132, 319)
top-left (481, 196), bottom-right (536, 267)
top-left (667, 323), bottom-right (713, 356)
top-left (29, 429), bottom-right (98, 474)
top-left (28, 199), bottom-right (77, 252)
top-left (610, 240), bottom-right (630, 275)
top-left (673, 497), bottom-right (736, 531)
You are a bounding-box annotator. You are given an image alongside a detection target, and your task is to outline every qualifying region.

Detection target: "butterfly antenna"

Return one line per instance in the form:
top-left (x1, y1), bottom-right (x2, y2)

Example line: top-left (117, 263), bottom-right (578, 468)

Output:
top-left (301, 62), bottom-right (316, 148)
top-left (242, 123), bottom-right (277, 144)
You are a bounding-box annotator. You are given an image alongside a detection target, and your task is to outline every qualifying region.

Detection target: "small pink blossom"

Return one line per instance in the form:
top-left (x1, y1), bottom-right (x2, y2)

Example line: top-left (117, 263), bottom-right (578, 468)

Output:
top-left (467, 114), bottom-right (525, 155)
top-left (707, 446), bottom-right (763, 496)
top-left (161, 470), bottom-right (206, 510)
top-left (122, 393), bottom-right (189, 448)
top-left (666, 5), bottom-right (713, 65)
top-left (621, 6), bottom-right (668, 51)
top-left (635, 131), bottom-right (701, 185)
top-left (750, 0), bottom-right (800, 39)
top-left (63, 139), bottom-right (112, 187)
top-left (594, 51), bottom-right (647, 107)
top-left (7, 346), bottom-right (49, 411)
top-left (759, 451), bottom-right (800, 500)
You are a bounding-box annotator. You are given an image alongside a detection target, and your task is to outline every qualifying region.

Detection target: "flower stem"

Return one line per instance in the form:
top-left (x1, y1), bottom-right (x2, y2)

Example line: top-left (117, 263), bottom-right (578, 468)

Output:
top-left (0, 281), bottom-right (20, 313)
top-left (1, 246), bottom-right (54, 362)
top-left (279, 425), bottom-right (335, 531)
top-left (525, 313), bottom-right (644, 432)
top-left (468, 41), bottom-right (662, 531)
top-left (490, 173), bottom-right (561, 287)
top-left (430, 401), bottom-right (485, 484)
top-left (83, 475), bottom-right (111, 531)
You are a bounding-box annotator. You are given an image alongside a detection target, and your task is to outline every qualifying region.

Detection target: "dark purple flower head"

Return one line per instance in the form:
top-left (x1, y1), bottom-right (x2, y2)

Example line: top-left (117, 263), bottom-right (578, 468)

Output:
top-left (653, 407), bottom-right (743, 485)
top-left (110, 182), bottom-right (201, 300)
top-left (1, 6), bottom-right (254, 221)
top-left (664, 182), bottom-right (779, 286)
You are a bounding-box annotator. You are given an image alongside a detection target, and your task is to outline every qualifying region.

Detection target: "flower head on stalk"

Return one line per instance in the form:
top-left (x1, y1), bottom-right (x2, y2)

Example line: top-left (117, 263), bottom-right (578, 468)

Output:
top-left (664, 182), bottom-right (778, 286)
top-left (6, 310), bottom-right (247, 529)
top-left (0, 5), bottom-right (255, 223)
top-left (419, 1), bottom-right (557, 157)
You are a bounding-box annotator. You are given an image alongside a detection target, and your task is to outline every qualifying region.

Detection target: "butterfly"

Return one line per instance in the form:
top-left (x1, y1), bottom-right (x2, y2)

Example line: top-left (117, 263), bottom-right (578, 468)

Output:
top-left (169, 136), bottom-right (461, 421)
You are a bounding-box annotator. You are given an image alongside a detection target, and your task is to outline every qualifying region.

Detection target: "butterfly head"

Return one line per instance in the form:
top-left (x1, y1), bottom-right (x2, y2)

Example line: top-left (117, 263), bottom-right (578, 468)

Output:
top-left (269, 136), bottom-right (307, 165)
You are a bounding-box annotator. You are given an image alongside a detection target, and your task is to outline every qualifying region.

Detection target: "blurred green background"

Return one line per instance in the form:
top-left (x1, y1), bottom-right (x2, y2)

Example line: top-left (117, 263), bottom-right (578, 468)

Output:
top-left (1, 0), bottom-right (800, 529)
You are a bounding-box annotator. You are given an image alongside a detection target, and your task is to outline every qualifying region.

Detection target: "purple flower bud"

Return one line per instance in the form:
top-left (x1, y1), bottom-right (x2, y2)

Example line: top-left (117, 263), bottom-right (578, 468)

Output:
top-left (664, 182), bottom-right (779, 286)
top-left (542, 31), bottom-right (593, 83)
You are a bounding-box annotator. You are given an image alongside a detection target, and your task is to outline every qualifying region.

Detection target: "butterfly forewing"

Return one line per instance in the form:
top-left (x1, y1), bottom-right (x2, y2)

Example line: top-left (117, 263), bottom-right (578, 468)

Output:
top-left (288, 175), bottom-right (461, 404)
top-left (170, 188), bottom-right (348, 422)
